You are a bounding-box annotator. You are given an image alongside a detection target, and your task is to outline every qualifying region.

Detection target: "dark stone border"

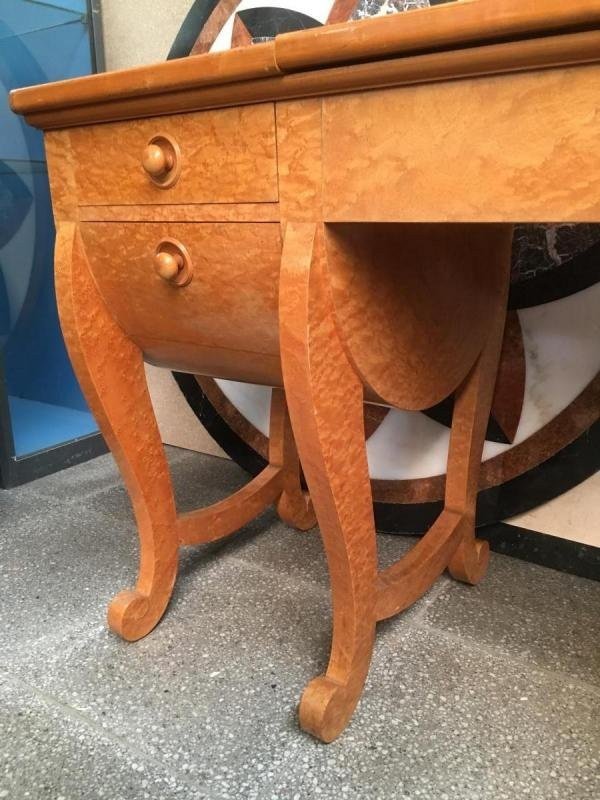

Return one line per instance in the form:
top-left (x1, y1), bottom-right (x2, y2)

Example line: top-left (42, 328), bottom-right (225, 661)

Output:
top-left (509, 239), bottom-right (600, 309)
top-left (478, 522), bottom-right (600, 582)
top-left (173, 372), bottom-right (267, 476)
top-left (167, 0), bottom-right (220, 59)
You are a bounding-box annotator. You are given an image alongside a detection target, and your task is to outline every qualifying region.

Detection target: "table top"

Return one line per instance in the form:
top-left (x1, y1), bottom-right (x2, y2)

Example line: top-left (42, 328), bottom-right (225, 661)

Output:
top-left (10, 0), bottom-right (600, 130)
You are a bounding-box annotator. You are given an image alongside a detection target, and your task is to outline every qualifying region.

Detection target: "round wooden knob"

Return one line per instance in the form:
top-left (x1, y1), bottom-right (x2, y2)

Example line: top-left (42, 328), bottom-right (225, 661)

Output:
top-left (154, 250), bottom-right (182, 281)
top-left (153, 239), bottom-right (192, 287)
top-left (142, 143), bottom-right (173, 177)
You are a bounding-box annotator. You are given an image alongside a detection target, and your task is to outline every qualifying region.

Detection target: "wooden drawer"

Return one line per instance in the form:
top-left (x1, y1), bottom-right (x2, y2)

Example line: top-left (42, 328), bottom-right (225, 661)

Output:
top-left (78, 221), bottom-right (282, 384)
top-left (69, 104), bottom-right (278, 206)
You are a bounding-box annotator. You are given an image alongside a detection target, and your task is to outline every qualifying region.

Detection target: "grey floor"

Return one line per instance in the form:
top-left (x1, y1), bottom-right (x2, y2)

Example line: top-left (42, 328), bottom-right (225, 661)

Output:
top-left (0, 447), bottom-right (599, 800)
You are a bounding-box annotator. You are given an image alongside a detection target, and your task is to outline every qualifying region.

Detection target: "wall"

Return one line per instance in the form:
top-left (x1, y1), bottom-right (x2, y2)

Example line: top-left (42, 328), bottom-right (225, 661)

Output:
top-left (100, 0), bottom-right (193, 69)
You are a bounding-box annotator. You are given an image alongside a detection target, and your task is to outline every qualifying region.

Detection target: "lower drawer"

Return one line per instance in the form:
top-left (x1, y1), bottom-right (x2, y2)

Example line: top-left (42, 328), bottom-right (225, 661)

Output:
top-left (78, 221), bottom-right (283, 385)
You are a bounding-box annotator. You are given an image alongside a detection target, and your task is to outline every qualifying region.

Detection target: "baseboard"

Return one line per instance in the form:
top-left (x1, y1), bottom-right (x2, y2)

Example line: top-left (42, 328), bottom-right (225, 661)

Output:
top-left (478, 522), bottom-right (600, 582)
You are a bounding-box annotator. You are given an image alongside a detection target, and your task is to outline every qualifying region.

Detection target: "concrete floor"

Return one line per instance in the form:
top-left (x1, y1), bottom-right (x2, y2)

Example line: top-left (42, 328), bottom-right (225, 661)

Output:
top-left (0, 447), bottom-right (599, 800)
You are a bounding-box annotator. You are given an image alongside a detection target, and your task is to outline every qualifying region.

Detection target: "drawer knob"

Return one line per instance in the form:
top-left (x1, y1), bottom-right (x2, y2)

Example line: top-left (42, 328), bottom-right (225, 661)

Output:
top-left (143, 144), bottom-right (173, 177)
top-left (154, 250), bottom-right (181, 281)
top-left (154, 239), bottom-right (192, 287)
top-left (142, 134), bottom-right (181, 188)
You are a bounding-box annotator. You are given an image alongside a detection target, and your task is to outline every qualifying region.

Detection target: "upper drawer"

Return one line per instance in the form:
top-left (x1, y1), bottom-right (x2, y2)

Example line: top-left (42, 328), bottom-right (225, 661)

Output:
top-left (68, 103), bottom-right (278, 206)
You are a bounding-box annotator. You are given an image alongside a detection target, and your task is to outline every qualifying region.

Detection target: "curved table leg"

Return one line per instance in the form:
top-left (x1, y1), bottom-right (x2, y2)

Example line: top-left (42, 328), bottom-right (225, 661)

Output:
top-left (280, 222), bottom-right (377, 743)
top-left (176, 388), bottom-right (316, 544)
top-left (55, 223), bottom-right (179, 642)
top-left (270, 388), bottom-right (317, 531)
top-left (375, 225), bottom-right (512, 620)
top-left (56, 224), bottom-right (316, 642)
top-left (446, 347), bottom-right (500, 584)
top-left (445, 230), bottom-right (512, 585)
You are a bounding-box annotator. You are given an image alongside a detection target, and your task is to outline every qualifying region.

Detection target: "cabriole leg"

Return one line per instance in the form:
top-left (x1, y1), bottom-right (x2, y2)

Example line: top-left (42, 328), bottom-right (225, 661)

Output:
top-left (269, 388), bottom-right (316, 531)
top-left (445, 226), bottom-right (513, 584)
top-left (55, 223), bottom-right (178, 641)
top-left (280, 222), bottom-right (377, 742)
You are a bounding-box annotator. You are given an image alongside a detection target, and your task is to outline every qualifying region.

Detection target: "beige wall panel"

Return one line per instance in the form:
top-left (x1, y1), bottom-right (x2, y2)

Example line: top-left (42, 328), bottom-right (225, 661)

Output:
top-left (100, 0), bottom-right (195, 70)
top-left (510, 473), bottom-right (600, 548)
top-left (144, 365), bottom-right (227, 458)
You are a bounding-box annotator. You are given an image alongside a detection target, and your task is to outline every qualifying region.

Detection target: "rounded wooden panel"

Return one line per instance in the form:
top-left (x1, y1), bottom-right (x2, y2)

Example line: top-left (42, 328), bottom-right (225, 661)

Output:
top-left (325, 223), bottom-right (512, 410)
top-left (78, 221), bottom-right (283, 384)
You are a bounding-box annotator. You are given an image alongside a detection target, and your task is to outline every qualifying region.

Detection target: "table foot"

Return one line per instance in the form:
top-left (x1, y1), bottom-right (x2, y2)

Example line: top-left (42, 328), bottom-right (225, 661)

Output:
top-left (276, 485), bottom-right (317, 531)
top-left (299, 674), bottom-right (370, 745)
top-left (448, 535), bottom-right (490, 585)
top-left (107, 586), bottom-right (177, 642)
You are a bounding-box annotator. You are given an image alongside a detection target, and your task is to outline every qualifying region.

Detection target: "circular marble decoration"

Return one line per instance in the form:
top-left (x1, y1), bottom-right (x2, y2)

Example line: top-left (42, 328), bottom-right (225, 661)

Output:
top-left (168, 0), bottom-right (600, 532)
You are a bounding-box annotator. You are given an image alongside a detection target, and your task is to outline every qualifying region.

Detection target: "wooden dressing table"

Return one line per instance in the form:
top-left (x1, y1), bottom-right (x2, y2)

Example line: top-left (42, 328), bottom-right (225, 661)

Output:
top-left (11, 0), bottom-right (600, 742)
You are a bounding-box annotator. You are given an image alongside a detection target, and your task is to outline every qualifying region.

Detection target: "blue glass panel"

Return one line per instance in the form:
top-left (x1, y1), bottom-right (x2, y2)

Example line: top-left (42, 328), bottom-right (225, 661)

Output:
top-left (0, 0), bottom-right (82, 40)
top-left (43, 0), bottom-right (87, 14)
top-left (0, 0), bottom-right (98, 457)
top-left (9, 396), bottom-right (98, 456)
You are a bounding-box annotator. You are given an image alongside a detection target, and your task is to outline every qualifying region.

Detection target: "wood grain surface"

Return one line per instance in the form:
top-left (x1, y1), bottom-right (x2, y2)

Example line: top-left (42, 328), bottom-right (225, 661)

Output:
top-left (275, 0), bottom-right (600, 71)
top-left (68, 104), bottom-right (278, 205)
top-left (280, 222), bottom-right (378, 743)
top-left (23, 1), bottom-right (600, 742)
top-left (78, 221), bottom-right (282, 383)
top-left (322, 64), bottom-right (600, 222)
top-left (77, 203), bottom-right (281, 224)
top-left (55, 222), bottom-right (179, 642)
top-left (325, 224), bottom-right (508, 409)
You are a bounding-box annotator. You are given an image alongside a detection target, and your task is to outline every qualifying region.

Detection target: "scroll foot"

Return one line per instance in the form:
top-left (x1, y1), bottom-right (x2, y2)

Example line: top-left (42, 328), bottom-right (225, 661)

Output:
top-left (280, 222), bottom-right (377, 742)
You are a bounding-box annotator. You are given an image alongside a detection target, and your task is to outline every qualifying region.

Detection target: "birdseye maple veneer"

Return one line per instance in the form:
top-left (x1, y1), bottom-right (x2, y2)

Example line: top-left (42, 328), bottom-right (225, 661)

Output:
top-left (11, 0), bottom-right (600, 742)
